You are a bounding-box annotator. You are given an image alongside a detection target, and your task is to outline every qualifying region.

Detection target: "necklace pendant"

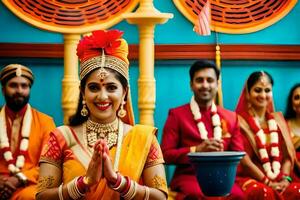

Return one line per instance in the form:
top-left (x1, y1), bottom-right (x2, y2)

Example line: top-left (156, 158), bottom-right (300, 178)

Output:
top-left (87, 131), bottom-right (97, 147)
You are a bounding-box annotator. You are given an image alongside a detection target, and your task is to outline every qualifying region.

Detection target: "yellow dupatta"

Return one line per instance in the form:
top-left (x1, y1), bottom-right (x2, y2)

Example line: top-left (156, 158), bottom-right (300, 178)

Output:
top-left (57, 124), bottom-right (156, 199)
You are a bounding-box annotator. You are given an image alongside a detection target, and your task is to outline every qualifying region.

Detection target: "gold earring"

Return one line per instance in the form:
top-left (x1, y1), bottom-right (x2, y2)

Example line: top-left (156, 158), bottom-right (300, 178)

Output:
top-left (81, 100), bottom-right (89, 117)
top-left (117, 101), bottom-right (126, 118)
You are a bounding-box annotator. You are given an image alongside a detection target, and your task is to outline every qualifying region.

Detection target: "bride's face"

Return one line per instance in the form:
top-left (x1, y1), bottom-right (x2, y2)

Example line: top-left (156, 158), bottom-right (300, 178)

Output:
top-left (248, 76), bottom-right (273, 110)
top-left (83, 69), bottom-right (126, 123)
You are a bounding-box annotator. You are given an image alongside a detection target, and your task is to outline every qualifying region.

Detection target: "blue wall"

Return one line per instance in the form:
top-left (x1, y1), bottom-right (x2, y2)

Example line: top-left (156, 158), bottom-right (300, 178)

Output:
top-left (0, 2), bottom-right (300, 143)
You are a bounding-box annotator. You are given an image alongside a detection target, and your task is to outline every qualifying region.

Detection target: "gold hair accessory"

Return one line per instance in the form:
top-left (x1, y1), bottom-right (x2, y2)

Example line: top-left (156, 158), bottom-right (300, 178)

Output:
top-left (80, 55), bottom-right (128, 81)
top-left (81, 100), bottom-right (89, 117)
top-left (259, 71), bottom-right (268, 86)
top-left (97, 49), bottom-right (109, 80)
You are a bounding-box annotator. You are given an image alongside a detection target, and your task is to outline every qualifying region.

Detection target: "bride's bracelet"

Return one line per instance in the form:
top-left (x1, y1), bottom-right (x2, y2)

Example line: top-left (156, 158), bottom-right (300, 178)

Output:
top-left (66, 177), bottom-right (85, 199)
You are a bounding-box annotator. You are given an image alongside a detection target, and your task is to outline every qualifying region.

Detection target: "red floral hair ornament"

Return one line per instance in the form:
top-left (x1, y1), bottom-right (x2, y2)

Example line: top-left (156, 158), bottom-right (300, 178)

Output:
top-left (77, 29), bottom-right (123, 62)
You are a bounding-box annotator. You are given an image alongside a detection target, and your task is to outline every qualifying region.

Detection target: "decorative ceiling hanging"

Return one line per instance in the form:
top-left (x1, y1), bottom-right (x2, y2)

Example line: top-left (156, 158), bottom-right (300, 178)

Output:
top-left (2, 0), bottom-right (139, 33)
top-left (173, 0), bottom-right (297, 34)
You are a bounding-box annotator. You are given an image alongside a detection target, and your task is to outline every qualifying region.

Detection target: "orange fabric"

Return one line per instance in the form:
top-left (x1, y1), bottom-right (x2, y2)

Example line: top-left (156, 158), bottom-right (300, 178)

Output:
top-left (10, 185), bottom-right (36, 200)
top-left (0, 106), bottom-right (55, 199)
top-left (42, 124), bottom-right (160, 199)
top-left (86, 125), bottom-right (156, 199)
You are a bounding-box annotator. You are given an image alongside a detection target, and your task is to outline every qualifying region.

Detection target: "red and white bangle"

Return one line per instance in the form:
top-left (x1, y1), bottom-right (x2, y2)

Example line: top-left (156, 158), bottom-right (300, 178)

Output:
top-left (122, 180), bottom-right (137, 200)
top-left (66, 177), bottom-right (84, 199)
top-left (118, 176), bottom-right (130, 194)
top-left (109, 173), bottom-right (121, 189)
top-left (110, 174), bottom-right (126, 192)
top-left (76, 176), bottom-right (90, 193)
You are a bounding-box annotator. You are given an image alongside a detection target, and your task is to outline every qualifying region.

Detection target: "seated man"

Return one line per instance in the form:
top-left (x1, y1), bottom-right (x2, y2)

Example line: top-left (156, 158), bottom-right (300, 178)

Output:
top-left (0, 64), bottom-right (56, 200)
top-left (161, 60), bottom-right (244, 200)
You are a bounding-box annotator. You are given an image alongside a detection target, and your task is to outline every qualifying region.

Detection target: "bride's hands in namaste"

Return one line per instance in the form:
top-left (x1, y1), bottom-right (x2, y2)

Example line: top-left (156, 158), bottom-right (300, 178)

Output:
top-left (100, 139), bottom-right (118, 185)
top-left (84, 140), bottom-right (104, 186)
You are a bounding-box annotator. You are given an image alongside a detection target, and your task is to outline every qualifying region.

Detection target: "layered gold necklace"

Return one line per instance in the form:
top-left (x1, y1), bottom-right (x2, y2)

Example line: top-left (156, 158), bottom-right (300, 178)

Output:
top-left (85, 118), bottom-right (118, 149)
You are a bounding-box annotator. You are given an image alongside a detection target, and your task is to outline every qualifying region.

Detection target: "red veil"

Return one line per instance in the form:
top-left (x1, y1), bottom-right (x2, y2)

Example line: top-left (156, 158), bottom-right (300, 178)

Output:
top-left (235, 82), bottom-right (275, 116)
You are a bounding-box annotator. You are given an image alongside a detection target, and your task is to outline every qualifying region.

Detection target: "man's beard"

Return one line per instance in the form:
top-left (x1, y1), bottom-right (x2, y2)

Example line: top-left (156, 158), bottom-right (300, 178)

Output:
top-left (4, 94), bottom-right (30, 112)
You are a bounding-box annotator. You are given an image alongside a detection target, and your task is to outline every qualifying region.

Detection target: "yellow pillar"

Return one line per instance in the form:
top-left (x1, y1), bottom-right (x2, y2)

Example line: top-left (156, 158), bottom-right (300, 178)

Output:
top-left (62, 34), bottom-right (81, 124)
top-left (125, 0), bottom-right (173, 126)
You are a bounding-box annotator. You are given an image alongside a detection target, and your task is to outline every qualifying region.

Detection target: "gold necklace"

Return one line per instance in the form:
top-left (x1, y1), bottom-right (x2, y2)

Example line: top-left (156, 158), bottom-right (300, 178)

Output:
top-left (82, 118), bottom-right (124, 171)
top-left (86, 118), bottom-right (118, 149)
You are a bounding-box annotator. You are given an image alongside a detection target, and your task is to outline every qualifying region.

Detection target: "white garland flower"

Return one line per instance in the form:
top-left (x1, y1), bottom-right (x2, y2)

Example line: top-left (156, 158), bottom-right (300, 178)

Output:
top-left (252, 114), bottom-right (281, 180)
top-left (0, 105), bottom-right (32, 173)
top-left (190, 96), bottom-right (222, 140)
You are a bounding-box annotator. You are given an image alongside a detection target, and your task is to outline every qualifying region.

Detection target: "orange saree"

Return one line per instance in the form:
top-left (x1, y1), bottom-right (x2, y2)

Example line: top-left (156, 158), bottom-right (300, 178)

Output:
top-left (40, 124), bottom-right (165, 199)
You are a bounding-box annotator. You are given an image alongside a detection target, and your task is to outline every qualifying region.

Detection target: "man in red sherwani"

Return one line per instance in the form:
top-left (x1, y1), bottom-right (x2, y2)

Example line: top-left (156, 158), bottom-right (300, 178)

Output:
top-left (161, 60), bottom-right (244, 200)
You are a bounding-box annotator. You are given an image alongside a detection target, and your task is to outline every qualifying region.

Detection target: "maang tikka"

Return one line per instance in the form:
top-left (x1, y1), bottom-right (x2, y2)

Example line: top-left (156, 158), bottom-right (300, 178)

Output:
top-left (97, 49), bottom-right (109, 80)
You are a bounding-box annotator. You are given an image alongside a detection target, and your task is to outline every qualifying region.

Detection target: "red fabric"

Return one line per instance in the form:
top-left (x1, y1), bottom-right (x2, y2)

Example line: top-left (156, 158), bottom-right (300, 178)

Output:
top-left (242, 180), bottom-right (300, 200)
top-left (42, 133), bottom-right (62, 161)
top-left (76, 29), bottom-right (123, 62)
top-left (5, 105), bottom-right (27, 145)
top-left (236, 122), bottom-right (284, 177)
top-left (244, 181), bottom-right (282, 200)
top-left (235, 81), bottom-right (300, 199)
top-left (161, 103), bottom-right (244, 199)
top-left (235, 85), bottom-right (275, 118)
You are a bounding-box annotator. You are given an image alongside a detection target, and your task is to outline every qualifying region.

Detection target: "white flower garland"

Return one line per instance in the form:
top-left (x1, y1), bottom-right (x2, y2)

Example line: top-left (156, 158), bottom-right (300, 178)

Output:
top-left (0, 105), bottom-right (32, 174)
top-left (190, 96), bottom-right (222, 140)
top-left (251, 115), bottom-right (281, 180)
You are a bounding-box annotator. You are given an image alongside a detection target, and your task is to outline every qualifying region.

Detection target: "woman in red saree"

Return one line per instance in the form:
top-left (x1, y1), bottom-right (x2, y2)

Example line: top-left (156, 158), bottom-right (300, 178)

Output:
top-left (35, 30), bottom-right (168, 200)
top-left (235, 71), bottom-right (300, 200)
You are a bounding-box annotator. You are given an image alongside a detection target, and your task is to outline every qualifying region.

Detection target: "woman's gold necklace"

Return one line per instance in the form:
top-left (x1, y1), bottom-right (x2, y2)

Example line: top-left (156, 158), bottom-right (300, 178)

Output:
top-left (82, 118), bottom-right (124, 171)
top-left (86, 118), bottom-right (118, 149)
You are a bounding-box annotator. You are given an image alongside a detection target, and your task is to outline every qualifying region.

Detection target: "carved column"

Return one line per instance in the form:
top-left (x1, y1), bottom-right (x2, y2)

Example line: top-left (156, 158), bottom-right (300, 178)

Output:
top-left (62, 34), bottom-right (80, 124)
top-left (125, 0), bottom-right (173, 125)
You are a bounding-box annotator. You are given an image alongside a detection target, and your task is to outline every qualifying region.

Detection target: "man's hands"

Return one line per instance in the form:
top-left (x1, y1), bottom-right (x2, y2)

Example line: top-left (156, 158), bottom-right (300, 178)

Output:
top-left (196, 138), bottom-right (224, 152)
top-left (0, 175), bottom-right (18, 200)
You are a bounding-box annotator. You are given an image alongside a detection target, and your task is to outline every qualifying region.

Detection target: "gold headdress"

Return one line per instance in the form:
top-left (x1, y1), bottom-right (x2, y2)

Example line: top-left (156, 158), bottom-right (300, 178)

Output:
top-left (0, 64), bottom-right (34, 85)
top-left (76, 29), bottom-right (134, 125)
top-left (77, 30), bottom-right (129, 81)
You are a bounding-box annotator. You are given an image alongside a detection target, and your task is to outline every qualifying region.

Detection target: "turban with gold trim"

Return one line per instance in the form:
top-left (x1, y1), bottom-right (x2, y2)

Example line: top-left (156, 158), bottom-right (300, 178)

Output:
top-left (76, 29), bottom-right (134, 125)
top-left (76, 29), bottom-right (129, 81)
top-left (0, 64), bottom-right (34, 86)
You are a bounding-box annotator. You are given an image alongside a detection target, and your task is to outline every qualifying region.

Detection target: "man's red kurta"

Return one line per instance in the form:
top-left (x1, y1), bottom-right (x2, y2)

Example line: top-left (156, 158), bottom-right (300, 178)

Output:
top-left (161, 103), bottom-right (244, 199)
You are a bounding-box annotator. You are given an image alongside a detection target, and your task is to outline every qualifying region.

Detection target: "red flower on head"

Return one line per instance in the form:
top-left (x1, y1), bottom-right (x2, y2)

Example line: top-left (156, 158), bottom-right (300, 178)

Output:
top-left (76, 29), bottom-right (123, 62)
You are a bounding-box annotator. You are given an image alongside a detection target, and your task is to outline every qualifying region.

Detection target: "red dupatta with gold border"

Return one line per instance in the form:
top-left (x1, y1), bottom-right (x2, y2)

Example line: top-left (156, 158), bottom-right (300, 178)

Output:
top-left (236, 84), bottom-right (295, 172)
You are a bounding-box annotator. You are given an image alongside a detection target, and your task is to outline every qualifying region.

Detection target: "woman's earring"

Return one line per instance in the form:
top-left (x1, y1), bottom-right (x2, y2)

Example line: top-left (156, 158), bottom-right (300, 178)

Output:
top-left (117, 101), bottom-right (126, 118)
top-left (81, 100), bottom-right (89, 117)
